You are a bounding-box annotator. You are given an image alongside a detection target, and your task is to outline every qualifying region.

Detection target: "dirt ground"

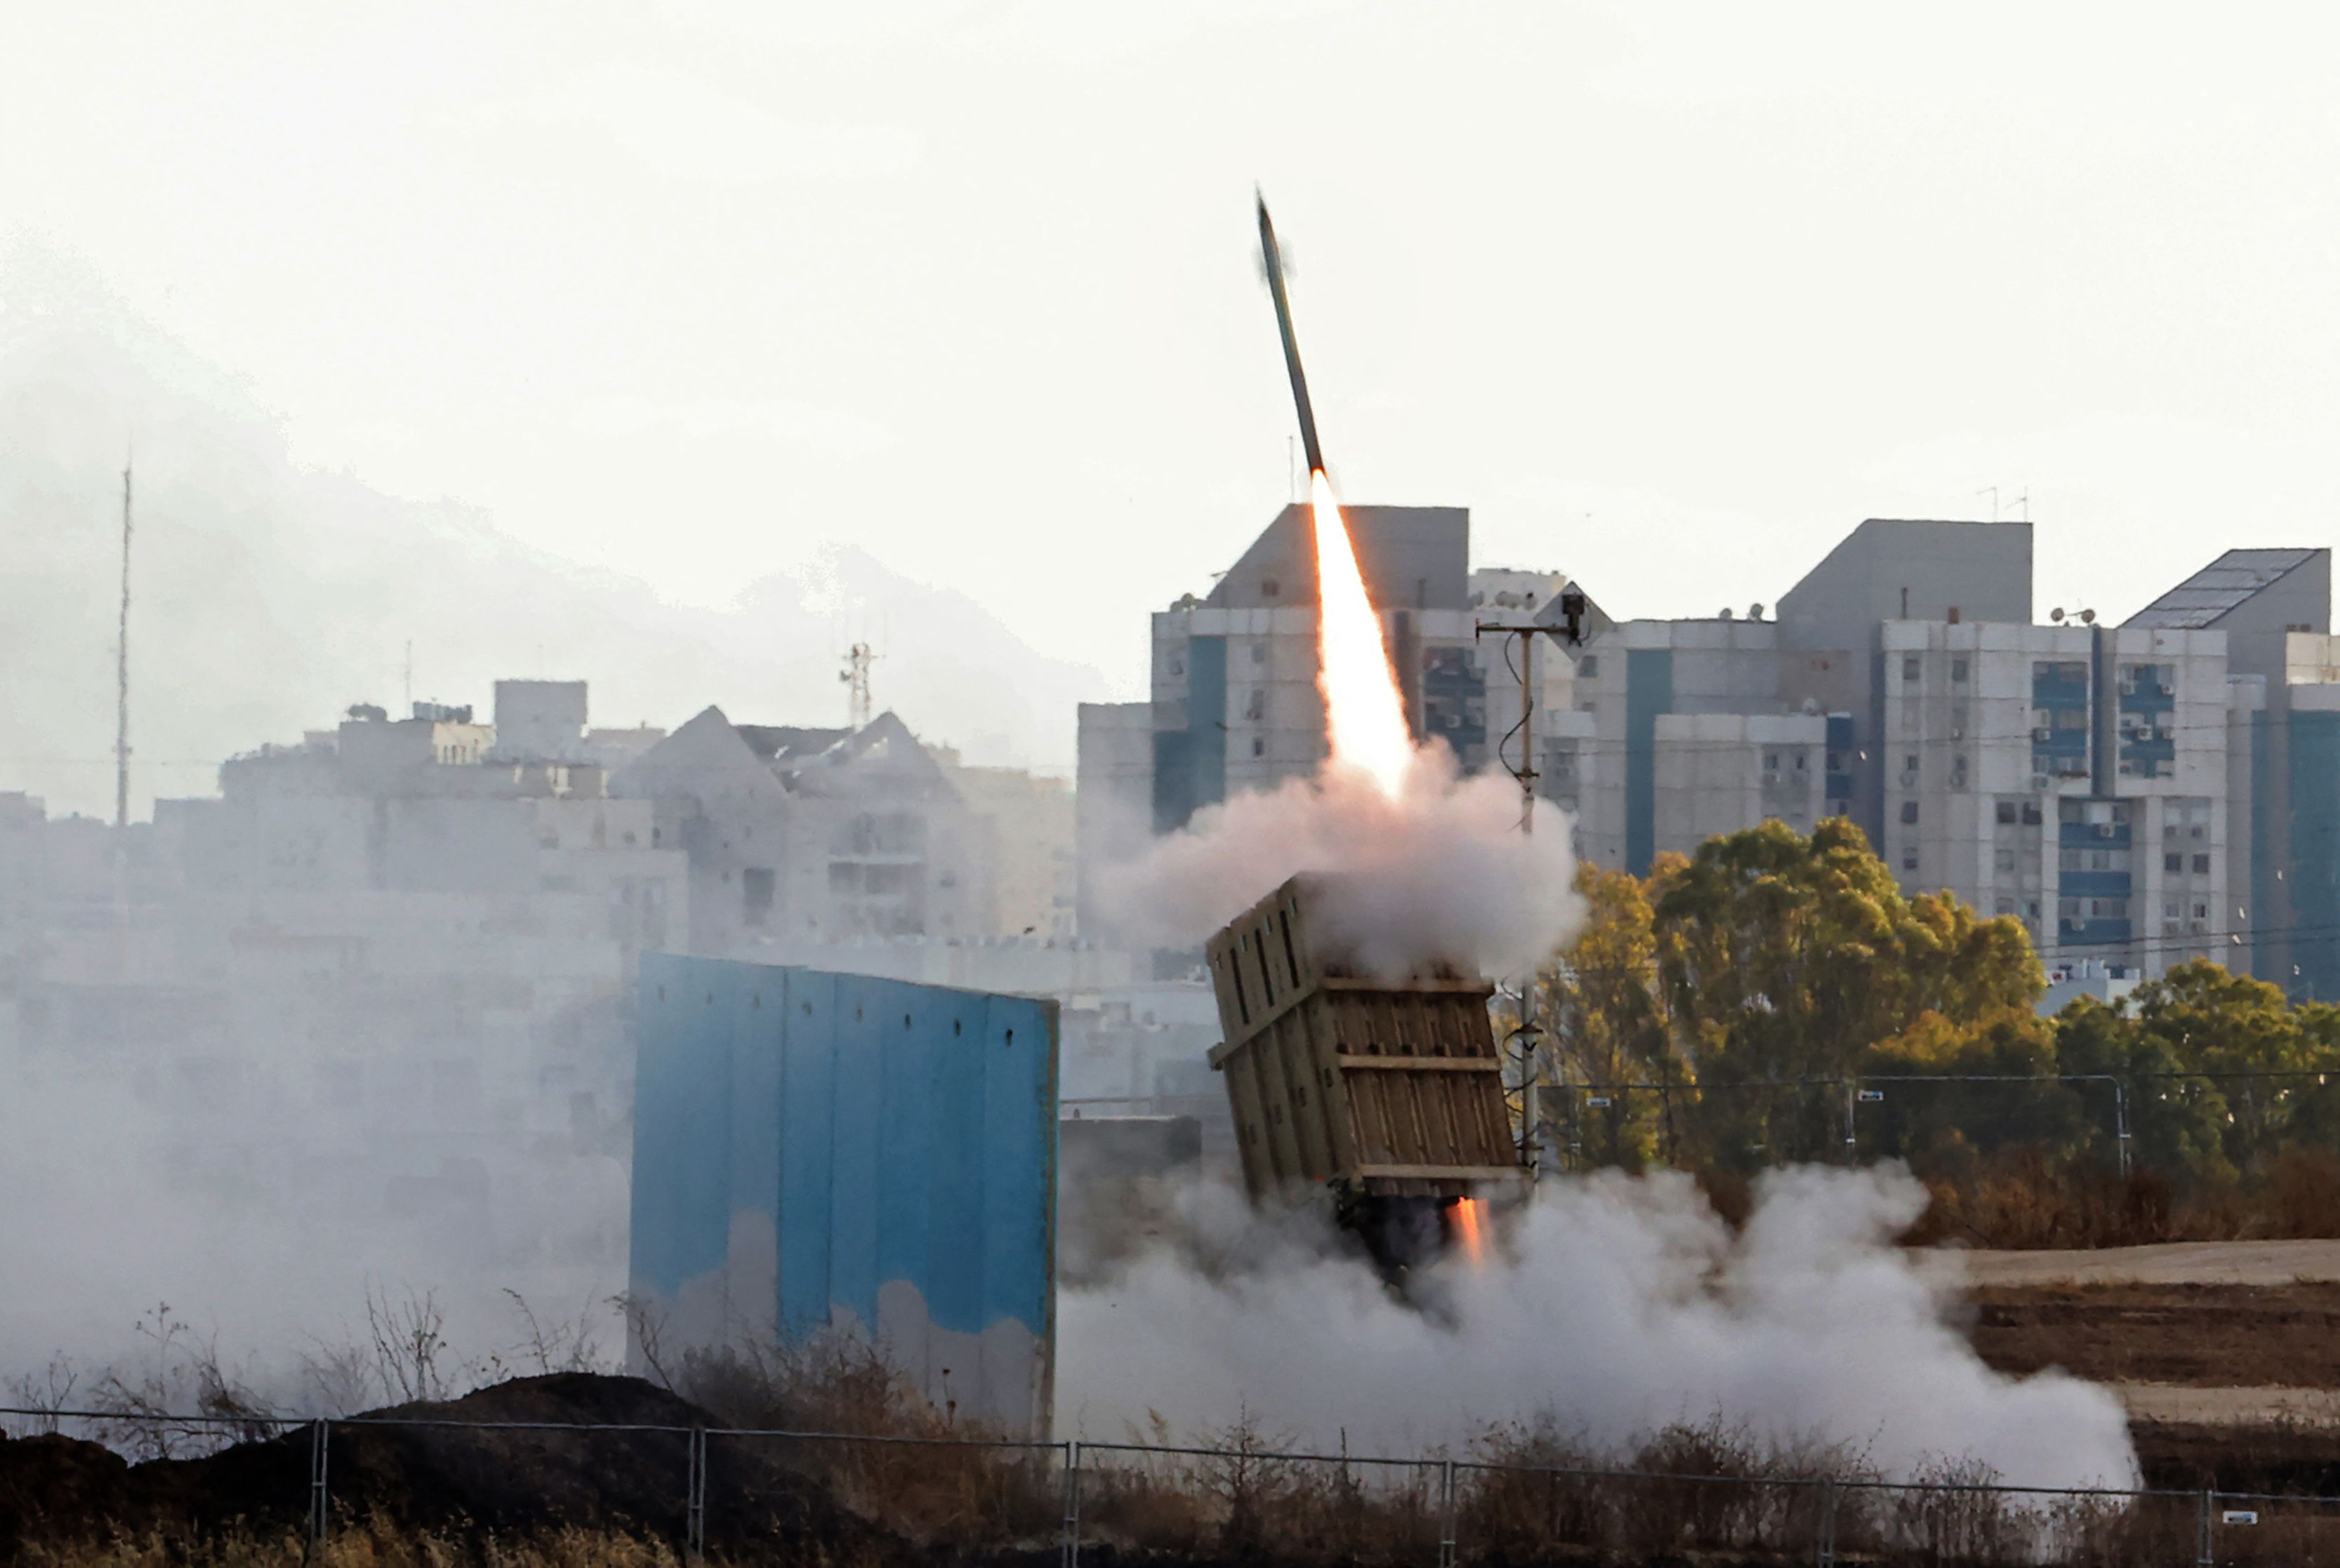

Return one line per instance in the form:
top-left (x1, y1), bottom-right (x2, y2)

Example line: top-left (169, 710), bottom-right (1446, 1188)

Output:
top-left (1966, 1280), bottom-right (2340, 1389)
top-left (1954, 1237), bottom-right (2340, 1288)
top-left (1937, 1237), bottom-right (2340, 1469)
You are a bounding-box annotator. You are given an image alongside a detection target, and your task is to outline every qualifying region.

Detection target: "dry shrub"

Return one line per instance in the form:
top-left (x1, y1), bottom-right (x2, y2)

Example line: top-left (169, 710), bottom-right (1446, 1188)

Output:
top-left (1078, 1420), bottom-right (1216, 1560)
top-left (1080, 1411), bottom-right (1436, 1567)
top-left (1457, 1416), bottom-right (1875, 1565)
top-left (1460, 1423), bottom-right (1615, 1560)
top-left (2263, 1145), bottom-right (2340, 1237)
top-left (673, 1334), bottom-right (1055, 1550)
top-left (1906, 1148), bottom-right (2183, 1249)
top-left (5, 1515), bottom-right (695, 1568)
top-left (1898, 1141), bottom-right (2340, 1251)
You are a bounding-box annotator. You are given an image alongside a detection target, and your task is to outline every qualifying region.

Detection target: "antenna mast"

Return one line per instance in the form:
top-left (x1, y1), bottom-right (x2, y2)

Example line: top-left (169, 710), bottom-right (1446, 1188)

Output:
top-left (840, 642), bottom-right (877, 729)
top-left (114, 456), bottom-right (133, 832)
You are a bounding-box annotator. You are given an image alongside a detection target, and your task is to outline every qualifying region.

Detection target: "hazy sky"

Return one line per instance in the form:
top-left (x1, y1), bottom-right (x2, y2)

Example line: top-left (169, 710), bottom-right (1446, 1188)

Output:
top-left (7, 1), bottom-right (2339, 710)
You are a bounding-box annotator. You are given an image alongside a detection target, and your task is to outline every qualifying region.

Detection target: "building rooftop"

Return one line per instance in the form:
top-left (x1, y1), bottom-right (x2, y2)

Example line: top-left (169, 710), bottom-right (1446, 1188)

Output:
top-left (1203, 503), bottom-right (1469, 612)
top-left (2126, 548), bottom-right (2325, 630)
top-left (735, 724), bottom-right (852, 765)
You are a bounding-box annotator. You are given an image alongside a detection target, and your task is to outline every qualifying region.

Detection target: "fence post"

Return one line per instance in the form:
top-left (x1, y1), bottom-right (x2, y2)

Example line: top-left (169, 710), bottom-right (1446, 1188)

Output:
top-left (1813, 1479), bottom-right (1836, 1568)
top-left (306, 1417), bottom-right (330, 1555)
top-left (2114, 1077), bottom-right (2134, 1178)
top-left (1058, 1440), bottom-right (1083, 1568)
top-left (2197, 1487), bottom-right (2214, 1567)
top-left (1437, 1459), bottom-right (1457, 1568)
top-left (685, 1426), bottom-right (707, 1562)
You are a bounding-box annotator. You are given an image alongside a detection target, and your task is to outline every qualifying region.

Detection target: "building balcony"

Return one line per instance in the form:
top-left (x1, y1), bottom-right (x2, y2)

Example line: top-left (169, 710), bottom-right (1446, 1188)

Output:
top-left (2060, 870), bottom-right (2134, 898)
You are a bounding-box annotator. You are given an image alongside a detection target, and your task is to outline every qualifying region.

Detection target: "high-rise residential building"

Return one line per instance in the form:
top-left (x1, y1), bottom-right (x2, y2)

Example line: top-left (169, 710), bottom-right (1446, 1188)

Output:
top-left (1088, 498), bottom-right (2340, 996)
top-left (2124, 549), bottom-right (2339, 994)
top-left (1077, 500), bottom-right (1576, 941)
top-left (1112, 503), bottom-right (1589, 829)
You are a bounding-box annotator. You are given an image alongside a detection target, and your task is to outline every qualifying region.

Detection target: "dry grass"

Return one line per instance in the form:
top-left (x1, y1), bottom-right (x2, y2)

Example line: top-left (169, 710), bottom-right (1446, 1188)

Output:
top-left (6, 1515), bottom-right (692, 1568)
top-left (18, 1339), bottom-right (2338, 1567)
top-left (1079, 1415), bottom-right (1440, 1568)
top-left (1885, 1144), bottom-right (2340, 1250)
top-left (671, 1336), bottom-right (1059, 1551)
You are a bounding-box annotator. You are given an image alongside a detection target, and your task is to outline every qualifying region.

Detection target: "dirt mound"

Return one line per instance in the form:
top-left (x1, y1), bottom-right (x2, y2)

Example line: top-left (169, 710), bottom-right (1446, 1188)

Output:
top-left (0, 1373), bottom-right (886, 1557)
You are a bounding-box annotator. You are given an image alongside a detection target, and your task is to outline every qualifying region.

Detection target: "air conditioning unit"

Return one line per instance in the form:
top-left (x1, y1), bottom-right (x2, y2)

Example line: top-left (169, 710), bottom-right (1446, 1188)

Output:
top-left (1899, 769), bottom-right (1919, 786)
top-left (2032, 727), bottom-right (2053, 743)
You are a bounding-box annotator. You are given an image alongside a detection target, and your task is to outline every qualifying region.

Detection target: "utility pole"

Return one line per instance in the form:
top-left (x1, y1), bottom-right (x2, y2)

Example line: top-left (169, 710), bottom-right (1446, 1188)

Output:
top-left (114, 458), bottom-right (133, 834)
top-left (112, 454), bottom-right (135, 959)
top-left (1476, 585), bottom-right (1592, 1176)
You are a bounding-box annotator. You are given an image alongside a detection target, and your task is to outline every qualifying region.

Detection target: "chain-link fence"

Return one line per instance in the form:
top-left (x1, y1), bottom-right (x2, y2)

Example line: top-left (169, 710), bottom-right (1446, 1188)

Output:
top-left (4, 1402), bottom-right (2329, 1566)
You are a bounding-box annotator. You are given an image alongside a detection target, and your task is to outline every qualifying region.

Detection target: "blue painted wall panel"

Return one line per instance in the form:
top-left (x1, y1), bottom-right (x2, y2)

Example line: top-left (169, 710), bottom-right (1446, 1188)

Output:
top-left (928, 990), bottom-right (988, 1335)
top-left (980, 995), bottom-right (1055, 1338)
top-left (776, 969), bottom-right (836, 1338)
top-left (629, 956), bottom-right (1057, 1435)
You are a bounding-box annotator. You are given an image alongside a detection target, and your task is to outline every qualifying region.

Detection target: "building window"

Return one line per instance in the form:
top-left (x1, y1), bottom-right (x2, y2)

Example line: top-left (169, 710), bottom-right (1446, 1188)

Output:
top-left (1952, 657), bottom-right (1970, 683)
top-left (1250, 642), bottom-right (1267, 665)
top-left (1262, 579), bottom-right (1281, 599)
top-left (1794, 752), bottom-right (1807, 771)
top-left (2194, 903), bottom-right (2209, 919)
top-left (1902, 849), bottom-right (1919, 870)
top-left (1579, 655), bottom-right (1599, 679)
top-left (1899, 800), bottom-right (1919, 825)
top-left (2193, 853), bottom-right (2211, 873)
top-left (1997, 801), bottom-right (2018, 825)
top-left (1251, 738), bottom-right (1265, 757)
top-left (2022, 802), bottom-right (2042, 825)
top-left (742, 868), bottom-right (775, 926)
top-left (1902, 655), bottom-right (1922, 682)
top-left (1764, 752), bottom-right (1780, 770)
top-left (1995, 849), bottom-right (2016, 872)
top-left (1245, 689), bottom-right (1267, 721)
top-left (2165, 853), bottom-right (2183, 874)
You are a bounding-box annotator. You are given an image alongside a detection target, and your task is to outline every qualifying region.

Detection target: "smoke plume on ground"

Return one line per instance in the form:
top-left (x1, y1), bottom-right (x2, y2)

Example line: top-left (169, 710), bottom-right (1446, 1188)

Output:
top-left (1057, 1164), bottom-right (2138, 1491)
top-left (1101, 748), bottom-right (1582, 980)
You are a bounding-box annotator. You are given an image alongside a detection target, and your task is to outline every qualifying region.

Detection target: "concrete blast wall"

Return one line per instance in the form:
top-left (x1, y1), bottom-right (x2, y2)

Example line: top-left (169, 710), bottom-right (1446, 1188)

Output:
top-left (628, 955), bottom-right (1058, 1435)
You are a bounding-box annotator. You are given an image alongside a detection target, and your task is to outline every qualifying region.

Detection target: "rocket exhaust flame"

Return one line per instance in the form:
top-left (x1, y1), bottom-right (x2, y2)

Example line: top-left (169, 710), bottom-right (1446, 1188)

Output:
top-left (1451, 1196), bottom-right (1486, 1269)
top-left (1309, 470), bottom-right (1412, 799)
top-left (1257, 192), bottom-right (1414, 799)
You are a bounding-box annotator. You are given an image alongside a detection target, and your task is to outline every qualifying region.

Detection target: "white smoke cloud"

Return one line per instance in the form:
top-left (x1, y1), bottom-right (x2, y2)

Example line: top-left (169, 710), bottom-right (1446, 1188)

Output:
top-left (1056, 1164), bottom-right (2138, 1492)
top-left (1101, 748), bottom-right (1583, 980)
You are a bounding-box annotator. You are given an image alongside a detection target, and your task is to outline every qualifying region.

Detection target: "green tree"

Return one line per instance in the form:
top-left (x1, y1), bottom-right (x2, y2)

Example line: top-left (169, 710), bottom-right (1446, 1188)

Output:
top-left (1647, 818), bottom-right (2043, 1167)
top-left (1535, 858), bottom-right (1681, 1167)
